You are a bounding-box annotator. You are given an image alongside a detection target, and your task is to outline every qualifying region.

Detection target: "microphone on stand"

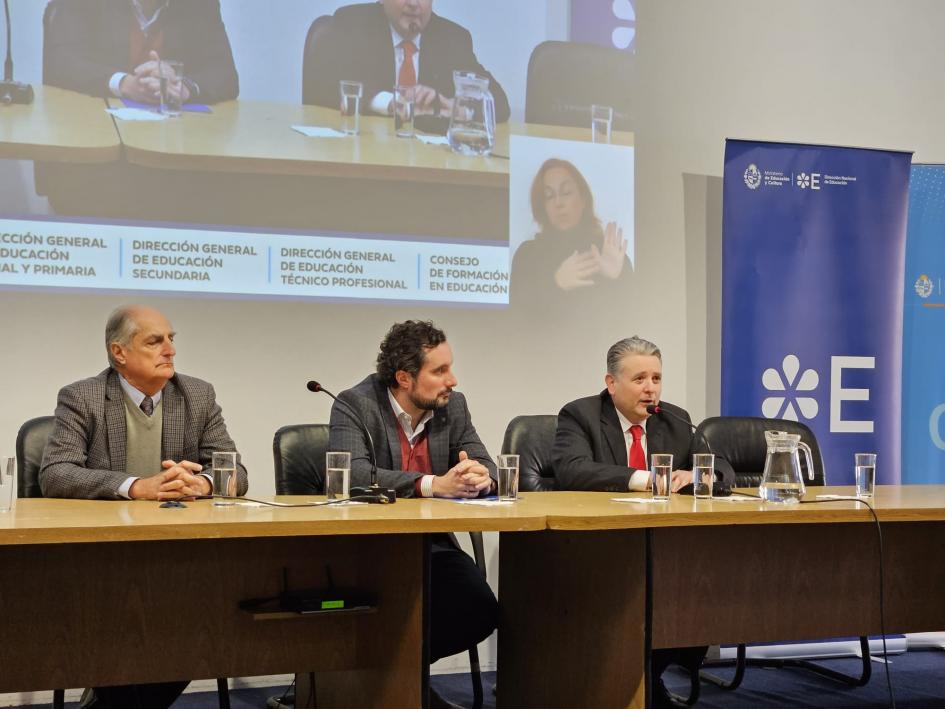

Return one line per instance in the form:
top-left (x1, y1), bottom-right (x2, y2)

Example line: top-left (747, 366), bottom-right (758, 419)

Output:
top-left (645, 403), bottom-right (732, 496)
top-left (307, 380), bottom-right (396, 504)
top-left (1, 0), bottom-right (33, 105)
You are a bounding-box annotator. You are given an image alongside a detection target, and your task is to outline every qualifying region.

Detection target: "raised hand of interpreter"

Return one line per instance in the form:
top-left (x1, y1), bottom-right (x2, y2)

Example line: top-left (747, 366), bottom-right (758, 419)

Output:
top-left (593, 221), bottom-right (627, 281)
top-left (433, 451), bottom-right (492, 498)
top-left (554, 249), bottom-right (599, 291)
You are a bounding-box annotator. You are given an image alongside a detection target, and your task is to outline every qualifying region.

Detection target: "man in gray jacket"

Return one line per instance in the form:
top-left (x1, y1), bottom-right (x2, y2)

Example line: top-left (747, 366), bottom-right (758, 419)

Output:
top-left (329, 320), bottom-right (497, 709)
top-left (40, 303), bottom-right (247, 708)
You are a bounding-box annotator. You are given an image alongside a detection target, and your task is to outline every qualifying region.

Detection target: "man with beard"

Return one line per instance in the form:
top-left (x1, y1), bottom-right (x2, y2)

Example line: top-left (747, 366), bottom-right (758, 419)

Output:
top-left (328, 320), bottom-right (497, 709)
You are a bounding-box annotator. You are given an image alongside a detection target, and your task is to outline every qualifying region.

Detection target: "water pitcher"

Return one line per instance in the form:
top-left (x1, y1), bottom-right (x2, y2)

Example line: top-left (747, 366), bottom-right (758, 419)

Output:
top-left (447, 72), bottom-right (495, 156)
top-left (759, 430), bottom-right (815, 504)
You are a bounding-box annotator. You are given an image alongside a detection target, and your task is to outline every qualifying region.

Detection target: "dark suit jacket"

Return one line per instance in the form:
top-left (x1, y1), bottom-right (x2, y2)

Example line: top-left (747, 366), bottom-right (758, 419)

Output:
top-left (303, 2), bottom-right (510, 122)
top-left (43, 0), bottom-right (239, 103)
top-left (40, 368), bottom-right (249, 499)
top-left (328, 373), bottom-right (496, 498)
top-left (553, 390), bottom-right (733, 492)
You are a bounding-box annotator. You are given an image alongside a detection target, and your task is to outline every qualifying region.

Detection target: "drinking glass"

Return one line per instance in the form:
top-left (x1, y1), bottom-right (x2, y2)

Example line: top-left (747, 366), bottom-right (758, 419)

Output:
top-left (325, 451), bottom-right (351, 500)
top-left (159, 60), bottom-right (184, 116)
top-left (212, 451), bottom-right (238, 506)
top-left (692, 453), bottom-right (715, 499)
top-left (591, 104), bottom-right (613, 143)
top-left (497, 454), bottom-right (520, 501)
top-left (650, 453), bottom-right (673, 500)
top-left (855, 453), bottom-right (876, 498)
top-left (339, 80), bottom-right (363, 135)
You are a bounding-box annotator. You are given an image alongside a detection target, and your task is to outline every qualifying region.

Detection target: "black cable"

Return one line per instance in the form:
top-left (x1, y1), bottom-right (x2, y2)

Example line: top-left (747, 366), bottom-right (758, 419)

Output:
top-left (800, 497), bottom-right (895, 708)
top-left (212, 494), bottom-right (391, 507)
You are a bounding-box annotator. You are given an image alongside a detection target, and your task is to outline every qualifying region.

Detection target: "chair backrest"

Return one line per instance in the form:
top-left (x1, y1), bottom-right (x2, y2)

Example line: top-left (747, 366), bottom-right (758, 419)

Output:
top-left (501, 415), bottom-right (558, 491)
top-left (42, 1), bottom-right (58, 85)
top-left (301, 15), bottom-right (334, 105)
top-left (16, 416), bottom-right (55, 498)
top-left (272, 423), bottom-right (330, 495)
top-left (694, 416), bottom-right (826, 488)
top-left (525, 40), bottom-right (635, 130)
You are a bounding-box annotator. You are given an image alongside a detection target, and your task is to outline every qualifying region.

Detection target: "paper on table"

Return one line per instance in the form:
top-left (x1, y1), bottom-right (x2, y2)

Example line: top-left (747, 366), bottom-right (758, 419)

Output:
top-left (415, 133), bottom-right (449, 146)
top-left (106, 107), bottom-right (167, 121)
top-left (292, 124), bottom-right (347, 138)
top-left (612, 497), bottom-right (666, 504)
top-left (121, 98), bottom-right (211, 113)
top-left (448, 498), bottom-right (516, 506)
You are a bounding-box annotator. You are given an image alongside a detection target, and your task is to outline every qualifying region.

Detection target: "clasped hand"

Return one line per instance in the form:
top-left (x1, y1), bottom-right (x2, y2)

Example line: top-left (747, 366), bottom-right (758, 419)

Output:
top-left (130, 459), bottom-right (209, 500)
top-left (432, 451), bottom-right (493, 498)
top-left (118, 51), bottom-right (191, 105)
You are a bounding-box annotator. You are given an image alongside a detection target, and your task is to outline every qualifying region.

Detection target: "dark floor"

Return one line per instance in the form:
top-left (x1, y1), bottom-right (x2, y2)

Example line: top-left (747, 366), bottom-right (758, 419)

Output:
top-left (26, 649), bottom-right (945, 707)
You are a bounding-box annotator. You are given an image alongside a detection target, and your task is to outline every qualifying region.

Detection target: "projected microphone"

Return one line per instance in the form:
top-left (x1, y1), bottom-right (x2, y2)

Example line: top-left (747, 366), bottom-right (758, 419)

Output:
top-left (307, 380), bottom-right (396, 504)
top-left (1, 0), bottom-right (33, 105)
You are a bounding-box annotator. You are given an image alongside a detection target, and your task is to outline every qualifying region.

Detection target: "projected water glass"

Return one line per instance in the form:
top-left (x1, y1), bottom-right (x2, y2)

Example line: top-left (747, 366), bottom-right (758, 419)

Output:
top-left (692, 453), bottom-right (715, 499)
top-left (211, 451), bottom-right (238, 505)
top-left (159, 60), bottom-right (184, 116)
top-left (325, 451), bottom-right (351, 500)
top-left (591, 104), bottom-right (613, 144)
top-left (393, 84), bottom-right (415, 138)
top-left (497, 454), bottom-right (520, 501)
top-left (855, 452), bottom-right (876, 498)
top-left (0, 456), bottom-right (15, 513)
top-left (650, 453), bottom-right (673, 500)
top-left (339, 80), bottom-right (363, 135)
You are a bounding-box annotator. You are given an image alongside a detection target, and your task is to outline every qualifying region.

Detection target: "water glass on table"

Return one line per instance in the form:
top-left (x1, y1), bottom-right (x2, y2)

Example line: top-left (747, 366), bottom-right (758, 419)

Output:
top-left (650, 453), bottom-right (672, 500)
top-left (497, 454), bottom-right (520, 501)
top-left (0, 456), bottom-right (15, 513)
top-left (692, 453), bottom-right (715, 499)
top-left (591, 104), bottom-right (613, 144)
top-left (325, 451), bottom-right (351, 501)
top-left (393, 84), bottom-right (415, 138)
top-left (855, 452), bottom-right (876, 498)
top-left (212, 451), bottom-right (238, 505)
top-left (159, 60), bottom-right (184, 116)
top-left (339, 80), bottom-right (363, 135)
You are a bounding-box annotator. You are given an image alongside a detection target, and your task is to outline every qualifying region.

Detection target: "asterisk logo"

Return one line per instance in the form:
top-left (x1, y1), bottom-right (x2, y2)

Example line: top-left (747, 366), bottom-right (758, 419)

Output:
top-left (612, 0), bottom-right (636, 50)
top-left (761, 354), bottom-right (819, 421)
top-left (796, 173), bottom-right (811, 189)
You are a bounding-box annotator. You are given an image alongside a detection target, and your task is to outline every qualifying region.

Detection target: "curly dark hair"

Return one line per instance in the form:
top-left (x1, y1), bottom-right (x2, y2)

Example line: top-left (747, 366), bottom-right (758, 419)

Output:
top-left (376, 320), bottom-right (447, 387)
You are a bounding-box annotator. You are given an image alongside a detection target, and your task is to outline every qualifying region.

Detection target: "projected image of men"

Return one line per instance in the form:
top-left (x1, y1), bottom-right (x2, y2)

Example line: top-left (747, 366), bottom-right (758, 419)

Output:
top-left (511, 158), bottom-right (633, 310)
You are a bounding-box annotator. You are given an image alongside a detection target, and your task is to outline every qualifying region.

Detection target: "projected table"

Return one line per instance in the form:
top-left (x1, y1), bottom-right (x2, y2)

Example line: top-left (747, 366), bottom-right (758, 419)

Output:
top-left (0, 86), bottom-right (120, 163)
top-left (0, 497), bottom-right (543, 709)
top-left (498, 487), bottom-right (945, 708)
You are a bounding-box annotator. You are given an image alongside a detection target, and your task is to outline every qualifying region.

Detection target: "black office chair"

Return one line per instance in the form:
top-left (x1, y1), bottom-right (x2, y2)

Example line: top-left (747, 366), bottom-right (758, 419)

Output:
top-left (16, 416), bottom-right (233, 709)
top-left (301, 15), bottom-right (334, 105)
top-left (272, 424), bottom-right (485, 709)
top-left (524, 40), bottom-right (635, 130)
top-left (695, 416), bottom-right (870, 692)
top-left (500, 415), bottom-right (557, 491)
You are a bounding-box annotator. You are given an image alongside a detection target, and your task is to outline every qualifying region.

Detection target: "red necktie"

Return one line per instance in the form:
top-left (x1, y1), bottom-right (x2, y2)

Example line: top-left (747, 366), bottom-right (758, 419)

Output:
top-left (628, 425), bottom-right (646, 470)
top-left (398, 41), bottom-right (417, 87)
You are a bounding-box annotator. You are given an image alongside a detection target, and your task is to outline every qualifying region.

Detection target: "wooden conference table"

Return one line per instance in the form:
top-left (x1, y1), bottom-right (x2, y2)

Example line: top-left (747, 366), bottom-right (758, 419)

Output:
top-left (5, 486), bottom-right (940, 709)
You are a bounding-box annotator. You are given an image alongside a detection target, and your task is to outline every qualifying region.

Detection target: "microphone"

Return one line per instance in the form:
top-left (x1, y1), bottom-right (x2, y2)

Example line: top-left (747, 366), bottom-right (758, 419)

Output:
top-left (1, 0), bottom-right (33, 105)
top-left (307, 380), bottom-right (396, 504)
top-left (645, 403), bottom-right (732, 496)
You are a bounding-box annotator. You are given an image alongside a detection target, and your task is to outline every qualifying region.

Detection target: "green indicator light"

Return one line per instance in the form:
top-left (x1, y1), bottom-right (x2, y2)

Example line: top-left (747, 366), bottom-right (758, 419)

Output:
top-left (321, 599), bottom-right (345, 610)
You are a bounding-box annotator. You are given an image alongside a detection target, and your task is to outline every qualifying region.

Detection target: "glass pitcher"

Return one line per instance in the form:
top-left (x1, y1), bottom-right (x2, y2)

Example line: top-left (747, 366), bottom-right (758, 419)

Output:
top-left (759, 430), bottom-right (815, 504)
top-left (447, 72), bottom-right (495, 157)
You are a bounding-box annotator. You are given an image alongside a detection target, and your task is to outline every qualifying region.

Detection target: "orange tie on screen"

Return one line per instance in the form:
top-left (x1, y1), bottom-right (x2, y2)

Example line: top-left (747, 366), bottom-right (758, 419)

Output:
top-left (628, 425), bottom-right (646, 470)
top-left (398, 41), bottom-right (417, 87)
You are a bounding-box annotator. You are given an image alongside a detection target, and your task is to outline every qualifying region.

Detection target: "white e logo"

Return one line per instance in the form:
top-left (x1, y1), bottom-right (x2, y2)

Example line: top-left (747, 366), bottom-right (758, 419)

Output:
top-left (930, 403), bottom-right (945, 451)
top-left (830, 356), bottom-right (875, 433)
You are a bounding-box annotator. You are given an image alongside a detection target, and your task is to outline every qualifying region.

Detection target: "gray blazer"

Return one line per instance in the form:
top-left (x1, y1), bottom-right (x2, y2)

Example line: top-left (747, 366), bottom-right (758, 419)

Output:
top-left (328, 374), bottom-right (496, 498)
top-left (40, 368), bottom-right (249, 500)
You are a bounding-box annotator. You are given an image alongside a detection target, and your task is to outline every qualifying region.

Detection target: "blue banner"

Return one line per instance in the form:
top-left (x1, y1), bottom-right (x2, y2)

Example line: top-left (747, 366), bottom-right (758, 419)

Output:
top-left (902, 165), bottom-right (945, 482)
top-left (721, 140), bottom-right (912, 485)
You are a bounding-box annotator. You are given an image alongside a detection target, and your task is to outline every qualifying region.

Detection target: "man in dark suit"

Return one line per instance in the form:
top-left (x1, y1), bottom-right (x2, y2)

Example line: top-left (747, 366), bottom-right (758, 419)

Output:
top-left (40, 304), bottom-right (248, 708)
top-left (303, 0), bottom-right (510, 122)
top-left (553, 335), bottom-right (732, 708)
top-left (329, 320), bottom-right (498, 709)
top-left (43, 0), bottom-right (239, 105)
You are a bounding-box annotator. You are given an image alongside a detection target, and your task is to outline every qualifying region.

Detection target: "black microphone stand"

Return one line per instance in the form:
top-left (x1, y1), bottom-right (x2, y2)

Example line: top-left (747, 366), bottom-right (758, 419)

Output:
top-left (1, 0), bottom-right (33, 105)
top-left (308, 381), bottom-right (396, 504)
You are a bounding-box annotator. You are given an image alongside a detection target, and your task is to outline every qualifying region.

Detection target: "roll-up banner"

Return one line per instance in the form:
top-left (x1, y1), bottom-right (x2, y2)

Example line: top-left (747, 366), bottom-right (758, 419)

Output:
top-left (721, 140), bottom-right (912, 484)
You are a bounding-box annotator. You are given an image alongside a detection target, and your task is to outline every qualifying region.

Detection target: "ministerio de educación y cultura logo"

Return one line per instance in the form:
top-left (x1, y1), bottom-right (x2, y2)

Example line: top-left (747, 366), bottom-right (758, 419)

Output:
top-left (915, 274), bottom-right (934, 299)
top-left (743, 163), bottom-right (761, 190)
top-left (761, 354), bottom-right (819, 421)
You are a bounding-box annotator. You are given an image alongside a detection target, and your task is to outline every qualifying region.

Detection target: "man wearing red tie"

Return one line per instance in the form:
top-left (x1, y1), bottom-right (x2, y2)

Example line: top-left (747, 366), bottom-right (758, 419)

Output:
top-left (552, 335), bottom-right (733, 707)
top-left (302, 0), bottom-right (510, 122)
